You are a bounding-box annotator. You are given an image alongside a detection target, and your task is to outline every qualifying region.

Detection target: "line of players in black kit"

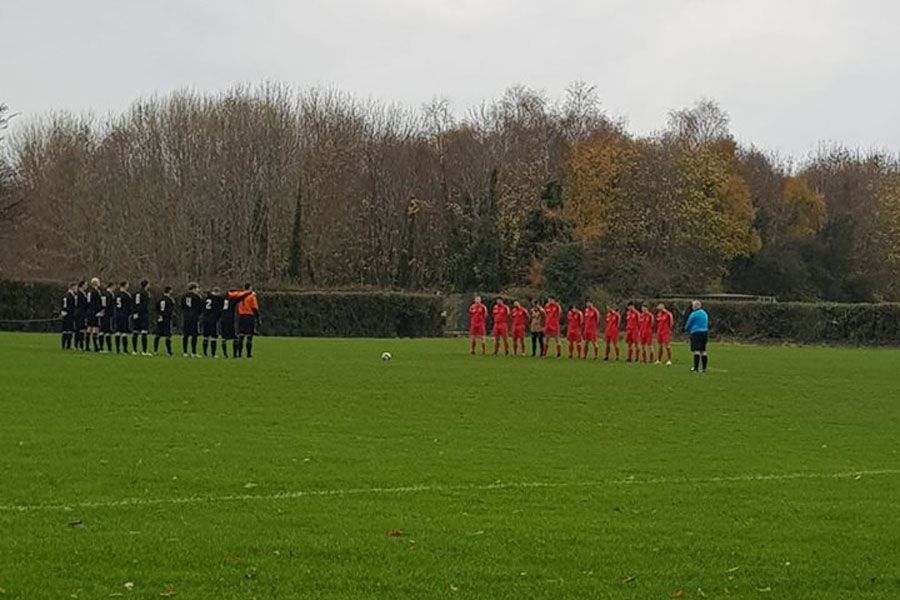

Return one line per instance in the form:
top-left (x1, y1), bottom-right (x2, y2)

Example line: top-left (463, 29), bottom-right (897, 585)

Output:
top-left (59, 278), bottom-right (260, 358)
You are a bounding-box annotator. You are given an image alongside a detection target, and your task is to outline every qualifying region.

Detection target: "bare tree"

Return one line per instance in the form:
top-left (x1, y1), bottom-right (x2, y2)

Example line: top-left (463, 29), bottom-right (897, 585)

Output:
top-left (0, 104), bottom-right (24, 224)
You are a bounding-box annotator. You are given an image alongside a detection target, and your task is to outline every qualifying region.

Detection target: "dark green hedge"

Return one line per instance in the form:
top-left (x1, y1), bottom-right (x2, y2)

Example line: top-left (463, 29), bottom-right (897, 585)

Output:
top-left (445, 293), bottom-right (900, 346)
top-left (0, 279), bottom-right (62, 332)
top-left (0, 280), bottom-right (445, 338)
top-left (259, 291), bottom-right (444, 337)
top-left (4, 279), bottom-right (900, 343)
top-left (665, 300), bottom-right (900, 346)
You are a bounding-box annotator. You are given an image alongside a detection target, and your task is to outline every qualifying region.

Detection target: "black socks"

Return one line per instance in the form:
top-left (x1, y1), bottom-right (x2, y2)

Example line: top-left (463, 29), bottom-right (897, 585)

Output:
top-left (701, 355), bottom-right (708, 371)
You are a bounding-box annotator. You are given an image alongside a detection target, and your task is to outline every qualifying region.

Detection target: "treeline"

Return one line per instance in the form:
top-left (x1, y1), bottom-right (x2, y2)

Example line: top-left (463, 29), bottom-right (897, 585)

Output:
top-left (1, 85), bottom-right (899, 301)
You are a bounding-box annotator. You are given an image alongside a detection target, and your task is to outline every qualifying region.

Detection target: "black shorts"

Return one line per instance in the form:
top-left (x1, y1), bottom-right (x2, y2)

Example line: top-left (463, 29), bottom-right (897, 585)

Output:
top-left (86, 315), bottom-right (100, 329)
top-left (100, 315), bottom-right (114, 334)
top-left (62, 315), bottom-right (75, 333)
top-left (116, 315), bottom-right (131, 334)
top-left (134, 313), bottom-right (150, 332)
top-left (220, 319), bottom-right (235, 340)
top-left (182, 317), bottom-right (199, 337)
top-left (238, 315), bottom-right (256, 336)
top-left (76, 315), bottom-right (87, 330)
top-left (156, 319), bottom-right (172, 337)
top-left (202, 318), bottom-right (219, 338)
top-left (690, 332), bottom-right (709, 352)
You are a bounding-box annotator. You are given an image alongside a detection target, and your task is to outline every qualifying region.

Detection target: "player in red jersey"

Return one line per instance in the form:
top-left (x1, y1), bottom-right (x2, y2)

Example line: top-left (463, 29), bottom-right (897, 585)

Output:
top-left (604, 303), bottom-right (621, 360)
top-left (468, 295), bottom-right (488, 355)
top-left (582, 300), bottom-right (601, 359)
top-left (565, 304), bottom-right (584, 359)
top-left (510, 300), bottom-right (528, 356)
top-left (638, 304), bottom-right (655, 363)
top-left (544, 296), bottom-right (562, 357)
top-left (491, 298), bottom-right (510, 356)
top-left (624, 302), bottom-right (640, 362)
top-left (655, 302), bottom-right (674, 365)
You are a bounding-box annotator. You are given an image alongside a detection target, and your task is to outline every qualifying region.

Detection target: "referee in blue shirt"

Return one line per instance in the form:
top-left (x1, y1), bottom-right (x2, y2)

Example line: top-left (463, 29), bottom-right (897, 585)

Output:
top-left (683, 300), bottom-right (710, 372)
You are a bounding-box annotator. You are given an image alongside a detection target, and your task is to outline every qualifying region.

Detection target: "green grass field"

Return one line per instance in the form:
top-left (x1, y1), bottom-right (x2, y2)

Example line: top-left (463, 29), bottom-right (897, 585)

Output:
top-left (1, 333), bottom-right (898, 599)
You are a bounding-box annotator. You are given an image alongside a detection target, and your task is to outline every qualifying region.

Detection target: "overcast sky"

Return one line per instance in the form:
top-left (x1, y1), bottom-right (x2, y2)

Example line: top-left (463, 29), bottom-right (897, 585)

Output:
top-left (3, 0), bottom-right (899, 158)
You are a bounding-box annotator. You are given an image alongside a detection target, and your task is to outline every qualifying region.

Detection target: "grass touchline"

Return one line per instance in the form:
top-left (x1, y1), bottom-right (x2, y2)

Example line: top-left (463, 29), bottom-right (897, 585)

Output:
top-left (3, 468), bottom-right (898, 514)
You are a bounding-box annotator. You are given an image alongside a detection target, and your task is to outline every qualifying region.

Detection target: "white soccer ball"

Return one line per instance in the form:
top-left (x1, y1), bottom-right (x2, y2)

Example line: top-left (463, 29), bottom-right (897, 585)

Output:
top-left (381, 351), bottom-right (392, 361)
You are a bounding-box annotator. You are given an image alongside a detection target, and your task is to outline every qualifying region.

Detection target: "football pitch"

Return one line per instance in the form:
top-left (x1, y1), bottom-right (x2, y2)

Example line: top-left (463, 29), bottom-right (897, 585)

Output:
top-left (1, 333), bottom-right (898, 599)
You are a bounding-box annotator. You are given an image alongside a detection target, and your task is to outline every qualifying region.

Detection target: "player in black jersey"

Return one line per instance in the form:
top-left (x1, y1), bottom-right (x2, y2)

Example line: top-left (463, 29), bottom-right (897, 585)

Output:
top-left (201, 287), bottom-right (224, 358)
top-left (181, 283), bottom-right (203, 357)
top-left (100, 282), bottom-right (116, 352)
top-left (154, 286), bottom-right (176, 356)
top-left (85, 278), bottom-right (104, 352)
top-left (74, 281), bottom-right (88, 351)
top-left (219, 293), bottom-right (236, 357)
top-left (60, 283), bottom-right (77, 350)
top-left (132, 279), bottom-right (152, 356)
top-left (114, 281), bottom-right (133, 354)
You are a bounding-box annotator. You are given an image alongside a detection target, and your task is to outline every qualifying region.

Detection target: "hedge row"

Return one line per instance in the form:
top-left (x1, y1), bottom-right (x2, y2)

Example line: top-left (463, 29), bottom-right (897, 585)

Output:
top-left (443, 294), bottom-right (900, 346)
top-left (0, 280), bottom-right (61, 333)
top-left (0, 280), bottom-right (445, 338)
top-left (259, 291), bottom-right (444, 337)
top-left (672, 300), bottom-right (900, 346)
top-left (4, 279), bottom-right (900, 343)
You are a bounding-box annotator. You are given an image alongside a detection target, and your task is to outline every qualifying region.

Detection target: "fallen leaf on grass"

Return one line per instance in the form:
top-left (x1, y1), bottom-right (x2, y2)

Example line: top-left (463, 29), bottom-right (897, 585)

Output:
top-left (449, 584), bottom-right (459, 592)
top-left (671, 590), bottom-right (685, 598)
top-left (386, 529), bottom-right (406, 537)
top-left (160, 584), bottom-right (176, 597)
top-left (726, 566), bottom-right (740, 573)
top-left (697, 588), bottom-right (707, 597)
top-left (243, 482), bottom-right (258, 490)
top-left (616, 576), bottom-right (636, 585)
top-left (757, 587), bottom-right (772, 593)
top-left (68, 520), bottom-right (84, 529)
top-left (123, 582), bottom-right (134, 591)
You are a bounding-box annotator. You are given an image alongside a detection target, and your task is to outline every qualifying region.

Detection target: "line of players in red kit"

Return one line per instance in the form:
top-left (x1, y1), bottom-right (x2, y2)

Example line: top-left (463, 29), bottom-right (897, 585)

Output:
top-left (467, 296), bottom-right (675, 365)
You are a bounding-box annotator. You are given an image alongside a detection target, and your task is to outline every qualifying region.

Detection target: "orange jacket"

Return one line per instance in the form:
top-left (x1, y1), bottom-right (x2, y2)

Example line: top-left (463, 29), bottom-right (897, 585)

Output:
top-left (228, 290), bottom-right (258, 317)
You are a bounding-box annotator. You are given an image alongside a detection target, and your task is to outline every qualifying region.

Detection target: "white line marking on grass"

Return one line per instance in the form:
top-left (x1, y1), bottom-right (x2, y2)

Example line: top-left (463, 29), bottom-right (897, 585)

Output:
top-left (1, 469), bottom-right (898, 514)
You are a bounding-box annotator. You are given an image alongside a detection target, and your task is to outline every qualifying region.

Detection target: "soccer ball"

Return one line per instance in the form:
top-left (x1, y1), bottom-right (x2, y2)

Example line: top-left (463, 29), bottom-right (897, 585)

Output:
top-left (381, 352), bottom-right (392, 361)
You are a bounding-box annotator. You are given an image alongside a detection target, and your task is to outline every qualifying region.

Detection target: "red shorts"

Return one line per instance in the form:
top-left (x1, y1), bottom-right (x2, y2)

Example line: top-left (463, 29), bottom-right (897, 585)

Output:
top-left (604, 330), bottom-right (619, 342)
top-left (583, 330), bottom-right (598, 342)
top-left (512, 327), bottom-right (526, 339)
top-left (567, 332), bottom-right (582, 343)
top-left (492, 325), bottom-right (508, 337)
top-left (625, 329), bottom-right (638, 344)
top-left (545, 324), bottom-right (560, 337)
top-left (657, 331), bottom-right (671, 344)
top-left (640, 330), bottom-right (652, 345)
top-left (470, 324), bottom-right (486, 337)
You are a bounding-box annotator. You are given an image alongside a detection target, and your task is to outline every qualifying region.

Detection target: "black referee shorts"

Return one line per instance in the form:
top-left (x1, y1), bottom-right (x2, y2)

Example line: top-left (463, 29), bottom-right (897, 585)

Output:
top-left (238, 315), bottom-right (256, 337)
top-left (690, 332), bottom-right (709, 352)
